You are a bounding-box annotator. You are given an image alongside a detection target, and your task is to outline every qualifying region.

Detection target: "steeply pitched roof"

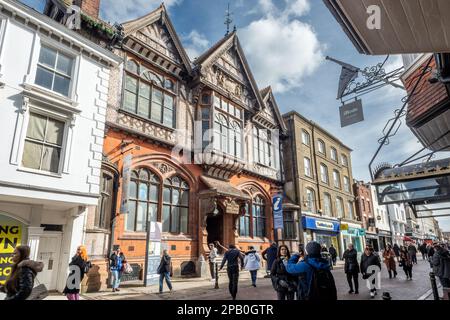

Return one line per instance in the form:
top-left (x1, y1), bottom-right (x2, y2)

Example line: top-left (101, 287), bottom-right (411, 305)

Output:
top-left (193, 31), bottom-right (265, 112)
top-left (260, 86), bottom-right (288, 134)
top-left (121, 4), bottom-right (192, 73)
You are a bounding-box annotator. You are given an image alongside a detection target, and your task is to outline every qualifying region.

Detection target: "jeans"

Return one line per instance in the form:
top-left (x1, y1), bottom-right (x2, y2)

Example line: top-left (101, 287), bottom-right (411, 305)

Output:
top-left (66, 293), bottom-right (79, 300)
top-left (277, 290), bottom-right (295, 300)
top-left (250, 270), bottom-right (257, 285)
top-left (403, 266), bottom-right (413, 278)
top-left (411, 254), bottom-right (417, 264)
top-left (111, 270), bottom-right (122, 289)
top-left (346, 273), bottom-right (359, 292)
top-left (159, 272), bottom-right (173, 292)
top-left (209, 262), bottom-right (216, 279)
top-left (227, 266), bottom-right (240, 299)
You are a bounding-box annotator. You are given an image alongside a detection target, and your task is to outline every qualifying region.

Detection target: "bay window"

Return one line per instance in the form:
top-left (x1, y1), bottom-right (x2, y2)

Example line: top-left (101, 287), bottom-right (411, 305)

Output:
top-left (253, 126), bottom-right (274, 167)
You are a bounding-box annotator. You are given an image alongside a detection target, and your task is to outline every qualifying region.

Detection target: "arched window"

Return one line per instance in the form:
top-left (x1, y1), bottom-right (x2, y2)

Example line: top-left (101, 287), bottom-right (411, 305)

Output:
top-left (214, 113), bottom-right (228, 153)
top-left (318, 139), bottom-right (326, 155)
top-left (301, 130), bottom-right (310, 146)
top-left (127, 168), bottom-right (160, 232)
top-left (239, 202), bottom-right (250, 237)
top-left (305, 188), bottom-right (316, 213)
top-left (333, 170), bottom-right (341, 189)
top-left (162, 176), bottom-right (189, 234)
top-left (320, 163), bottom-right (329, 184)
top-left (230, 120), bottom-right (242, 158)
top-left (252, 196), bottom-right (266, 238)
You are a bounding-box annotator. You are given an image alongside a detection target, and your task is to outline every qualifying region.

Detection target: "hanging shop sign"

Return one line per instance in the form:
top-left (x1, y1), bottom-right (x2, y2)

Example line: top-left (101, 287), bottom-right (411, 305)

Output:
top-left (273, 195), bottom-right (283, 230)
top-left (302, 216), bottom-right (340, 233)
top-left (0, 215), bottom-right (24, 285)
top-left (340, 99), bottom-right (364, 127)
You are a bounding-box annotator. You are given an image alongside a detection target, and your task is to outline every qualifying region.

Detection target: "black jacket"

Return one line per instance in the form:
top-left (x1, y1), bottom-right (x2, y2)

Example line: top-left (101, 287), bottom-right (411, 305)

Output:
top-left (109, 252), bottom-right (126, 270)
top-left (270, 258), bottom-right (297, 292)
top-left (157, 254), bottom-right (172, 274)
top-left (220, 248), bottom-right (244, 270)
top-left (343, 249), bottom-right (360, 274)
top-left (2, 260), bottom-right (43, 300)
top-left (63, 255), bottom-right (91, 294)
top-left (360, 253), bottom-right (381, 276)
top-left (329, 247), bottom-right (337, 258)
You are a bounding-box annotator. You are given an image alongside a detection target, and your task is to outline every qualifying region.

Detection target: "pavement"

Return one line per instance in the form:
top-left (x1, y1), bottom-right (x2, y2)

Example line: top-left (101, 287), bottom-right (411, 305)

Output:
top-left (46, 258), bottom-right (441, 301)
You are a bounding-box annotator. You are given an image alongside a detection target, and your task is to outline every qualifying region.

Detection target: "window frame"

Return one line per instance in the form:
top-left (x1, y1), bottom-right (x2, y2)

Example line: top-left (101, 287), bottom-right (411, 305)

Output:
top-left (304, 157), bottom-right (311, 177)
top-left (344, 176), bottom-right (350, 192)
top-left (333, 170), bottom-right (341, 189)
top-left (121, 58), bottom-right (177, 129)
top-left (335, 197), bottom-right (344, 218)
top-left (305, 188), bottom-right (316, 213)
top-left (253, 126), bottom-right (274, 168)
top-left (341, 154), bottom-right (349, 167)
top-left (320, 163), bottom-right (329, 184)
top-left (317, 139), bottom-right (326, 155)
top-left (282, 211), bottom-right (296, 240)
top-left (162, 176), bottom-right (190, 234)
top-left (95, 171), bottom-right (117, 230)
top-left (301, 130), bottom-right (310, 146)
top-left (330, 147), bottom-right (338, 161)
top-left (323, 193), bottom-right (332, 217)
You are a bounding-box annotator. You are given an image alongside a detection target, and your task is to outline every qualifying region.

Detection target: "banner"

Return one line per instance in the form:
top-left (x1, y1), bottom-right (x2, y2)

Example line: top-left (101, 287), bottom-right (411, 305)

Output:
top-left (0, 217), bottom-right (23, 285)
top-left (120, 154), bottom-right (133, 214)
top-left (145, 221), bottom-right (162, 286)
top-left (273, 195), bottom-right (283, 230)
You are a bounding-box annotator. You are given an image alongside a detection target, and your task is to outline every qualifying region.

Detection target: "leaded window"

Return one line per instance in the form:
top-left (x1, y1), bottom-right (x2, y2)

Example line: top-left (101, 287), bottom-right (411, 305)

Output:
top-left (162, 176), bottom-right (189, 234)
top-left (252, 196), bottom-right (266, 238)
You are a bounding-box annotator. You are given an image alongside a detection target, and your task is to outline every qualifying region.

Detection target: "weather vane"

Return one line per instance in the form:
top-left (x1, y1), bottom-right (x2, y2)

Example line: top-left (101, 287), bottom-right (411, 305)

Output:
top-left (224, 3), bottom-right (233, 35)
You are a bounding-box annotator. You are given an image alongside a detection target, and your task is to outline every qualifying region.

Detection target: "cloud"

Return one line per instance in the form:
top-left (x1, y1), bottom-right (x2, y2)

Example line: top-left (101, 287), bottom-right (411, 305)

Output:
top-left (100, 0), bottom-right (182, 23)
top-left (239, 0), bottom-right (324, 93)
top-left (182, 30), bottom-right (210, 61)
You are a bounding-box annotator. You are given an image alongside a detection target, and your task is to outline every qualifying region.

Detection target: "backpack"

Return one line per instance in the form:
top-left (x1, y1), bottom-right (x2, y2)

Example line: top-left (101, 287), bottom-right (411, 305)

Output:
top-left (305, 262), bottom-right (337, 301)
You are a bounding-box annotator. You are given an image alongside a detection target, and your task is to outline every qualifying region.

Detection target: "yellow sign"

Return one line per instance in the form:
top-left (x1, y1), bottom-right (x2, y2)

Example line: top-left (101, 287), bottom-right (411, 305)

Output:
top-left (341, 223), bottom-right (349, 231)
top-left (0, 222), bottom-right (23, 284)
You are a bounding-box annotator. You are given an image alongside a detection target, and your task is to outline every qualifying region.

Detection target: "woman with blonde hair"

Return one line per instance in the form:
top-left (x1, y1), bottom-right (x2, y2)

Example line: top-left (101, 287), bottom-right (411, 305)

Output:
top-left (63, 245), bottom-right (91, 300)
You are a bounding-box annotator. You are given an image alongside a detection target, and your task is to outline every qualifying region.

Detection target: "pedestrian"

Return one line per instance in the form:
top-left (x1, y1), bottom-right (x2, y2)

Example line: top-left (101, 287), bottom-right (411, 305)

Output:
top-left (261, 242), bottom-right (277, 278)
top-left (219, 244), bottom-right (244, 300)
top-left (360, 245), bottom-right (381, 298)
top-left (207, 243), bottom-right (218, 282)
top-left (321, 244), bottom-right (328, 253)
top-left (432, 243), bottom-right (450, 289)
top-left (343, 243), bottom-right (359, 294)
top-left (63, 245), bottom-right (91, 300)
top-left (427, 244), bottom-right (435, 268)
top-left (329, 244), bottom-right (337, 266)
top-left (157, 249), bottom-right (173, 294)
top-left (109, 246), bottom-right (126, 292)
top-left (399, 246), bottom-right (413, 280)
top-left (419, 243), bottom-right (427, 261)
top-left (270, 245), bottom-right (296, 300)
top-left (0, 245), bottom-right (43, 300)
top-left (393, 243), bottom-right (400, 260)
top-left (382, 244), bottom-right (397, 279)
top-left (286, 241), bottom-right (337, 301)
top-left (407, 242), bottom-right (418, 264)
top-left (244, 246), bottom-right (261, 287)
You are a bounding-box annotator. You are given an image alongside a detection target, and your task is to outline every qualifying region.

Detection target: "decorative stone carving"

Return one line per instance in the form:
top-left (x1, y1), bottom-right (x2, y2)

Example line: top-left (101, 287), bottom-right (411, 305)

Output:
top-left (117, 113), bottom-right (176, 144)
top-left (151, 162), bottom-right (175, 175)
top-left (21, 96), bottom-right (29, 114)
top-left (219, 197), bottom-right (240, 215)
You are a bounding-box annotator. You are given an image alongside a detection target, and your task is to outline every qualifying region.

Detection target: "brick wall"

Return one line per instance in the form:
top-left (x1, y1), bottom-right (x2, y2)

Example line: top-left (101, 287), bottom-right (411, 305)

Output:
top-left (403, 57), bottom-right (449, 128)
top-left (75, 0), bottom-right (100, 18)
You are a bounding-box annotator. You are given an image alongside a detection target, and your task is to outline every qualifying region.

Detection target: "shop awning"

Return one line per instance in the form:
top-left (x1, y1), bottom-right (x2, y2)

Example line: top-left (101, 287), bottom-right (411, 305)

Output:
top-left (323, 0), bottom-right (450, 55)
top-left (403, 236), bottom-right (415, 242)
top-left (199, 176), bottom-right (251, 200)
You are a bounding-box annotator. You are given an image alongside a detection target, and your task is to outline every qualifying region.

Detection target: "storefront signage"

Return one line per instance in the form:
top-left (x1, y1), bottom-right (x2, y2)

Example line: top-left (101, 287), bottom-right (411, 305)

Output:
top-left (341, 223), bottom-right (349, 231)
top-left (302, 216), bottom-right (340, 233)
top-left (145, 221), bottom-right (162, 286)
top-left (273, 195), bottom-right (283, 230)
top-left (0, 216), bottom-right (23, 285)
top-left (340, 99), bottom-right (364, 127)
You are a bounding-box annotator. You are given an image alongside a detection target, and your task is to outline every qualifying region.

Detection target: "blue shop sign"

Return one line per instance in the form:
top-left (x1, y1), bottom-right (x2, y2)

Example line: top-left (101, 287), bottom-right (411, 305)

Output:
top-left (302, 216), bottom-right (340, 233)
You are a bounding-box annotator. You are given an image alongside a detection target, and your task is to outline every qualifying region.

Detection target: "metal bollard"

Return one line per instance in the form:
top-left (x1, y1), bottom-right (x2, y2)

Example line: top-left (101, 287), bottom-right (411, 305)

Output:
top-left (215, 262), bottom-right (219, 289)
top-left (430, 272), bottom-right (440, 301)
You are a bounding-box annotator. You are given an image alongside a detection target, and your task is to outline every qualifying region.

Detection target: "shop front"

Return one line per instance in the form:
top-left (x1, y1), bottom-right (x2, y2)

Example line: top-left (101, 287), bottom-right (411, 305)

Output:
top-left (365, 233), bottom-right (380, 252)
top-left (302, 216), bottom-right (340, 256)
top-left (378, 230), bottom-right (393, 251)
top-left (340, 223), bottom-right (365, 259)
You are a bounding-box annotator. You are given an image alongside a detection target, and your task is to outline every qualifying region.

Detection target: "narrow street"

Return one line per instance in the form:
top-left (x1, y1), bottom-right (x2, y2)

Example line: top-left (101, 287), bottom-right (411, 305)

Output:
top-left (80, 258), bottom-right (440, 301)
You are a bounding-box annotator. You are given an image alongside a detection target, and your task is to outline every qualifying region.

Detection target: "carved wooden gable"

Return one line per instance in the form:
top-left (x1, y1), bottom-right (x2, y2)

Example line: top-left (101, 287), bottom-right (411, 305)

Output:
top-left (132, 21), bottom-right (182, 64)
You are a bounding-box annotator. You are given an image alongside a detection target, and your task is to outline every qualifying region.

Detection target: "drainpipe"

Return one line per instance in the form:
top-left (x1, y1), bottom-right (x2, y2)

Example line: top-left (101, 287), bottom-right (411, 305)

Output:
top-left (288, 116), bottom-right (305, 245)
top-left (310, 123), bottom-right (322, 214)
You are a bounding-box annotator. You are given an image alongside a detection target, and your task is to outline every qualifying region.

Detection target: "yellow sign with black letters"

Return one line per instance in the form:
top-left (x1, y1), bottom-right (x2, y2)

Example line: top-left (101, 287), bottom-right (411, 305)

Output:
top-left (0, 223), bottom-right (22, 285)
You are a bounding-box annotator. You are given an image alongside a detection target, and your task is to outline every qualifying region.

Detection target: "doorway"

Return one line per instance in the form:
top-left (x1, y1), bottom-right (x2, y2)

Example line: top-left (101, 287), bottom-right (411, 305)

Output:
top-left (206, 214), bottom-right (224, 253)
top-left (36, 233), bottom-right (62, 291)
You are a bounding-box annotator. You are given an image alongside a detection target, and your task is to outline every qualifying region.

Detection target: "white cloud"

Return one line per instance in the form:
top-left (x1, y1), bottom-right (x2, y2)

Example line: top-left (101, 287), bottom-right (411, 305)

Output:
top-left (182, 30), bottom-right (210, 61)
top-left (100, 0), bottom-right (182, 23)
top-left (239, 0), bottom-right (324, 93)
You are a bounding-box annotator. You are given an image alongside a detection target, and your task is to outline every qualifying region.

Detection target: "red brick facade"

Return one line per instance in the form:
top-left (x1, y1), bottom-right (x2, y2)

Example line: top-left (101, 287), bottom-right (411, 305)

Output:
top-left (353, 181), bottom-right (376, 235)
top-left (75, 0), bottom-right (100, 18)
top-left (403, 57), bottom-right (449, 128)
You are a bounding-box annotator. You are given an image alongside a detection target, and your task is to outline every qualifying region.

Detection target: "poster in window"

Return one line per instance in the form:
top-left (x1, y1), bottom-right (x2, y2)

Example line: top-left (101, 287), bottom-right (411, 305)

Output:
top-left (0, 215), bottom-right (24, 285)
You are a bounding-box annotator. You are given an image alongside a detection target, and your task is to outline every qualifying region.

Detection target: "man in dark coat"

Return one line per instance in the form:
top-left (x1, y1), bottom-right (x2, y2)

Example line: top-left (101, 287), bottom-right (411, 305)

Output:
top-left (432, 244), bottom-right (450, 289)
top-left (219, 244), bottom-right (244, 300)
top-left (329, 244), bottom-right (338, 266)
top-left (343, 243), bottom-right (360, 294)
top-left (393, 244), bottom-right (400, 259)
top-left (360, 245), bottom-right (381, 298)
top-left (407, 243), bottom-right (418, 264)
top-left (157, 250), bottom-right (173, 294)
top-left (262, 242), bottom-right (278, 278)
top-left (419, 243), bottom-right (427, 260)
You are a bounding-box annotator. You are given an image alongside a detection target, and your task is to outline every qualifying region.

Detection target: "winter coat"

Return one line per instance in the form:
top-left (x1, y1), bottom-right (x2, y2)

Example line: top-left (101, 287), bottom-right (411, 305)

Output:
top-left (270, 257), bottom-right (297, 292)
top-left (382, 249), bottom-right (397, 270)
top-left (393, 245), bottom-right (400, 257)
top-left (2, 260), bottom-right (43, 300)
top-left (286, 255), bottom-right (331, 300)
top-left (427, 246), bottom-right (435, 258)
top-left (343, 249), bottom-right (359, 274)
top-left (220, 248), bottom-right (244, 270)
top-left (63, 255), bottom-right (91, 294)
top-left (419, 244), bottom-right (427, 254)
top-left (157, 254), bottom-right (172, 274)
top-left (408, 245), bottom-right (417, 255)
top-left (244, 250), bottom-right (261, 271)
top-left (400, 251), bottom-right (413, 267)
top-left (432, 247), bottom-right (450, 279)
top-left (360, 253), bottom-right (381, 278)
top-left (329, 247), bottom-right (337, 259)
top-left (262, 245), bottom-right (278, 270)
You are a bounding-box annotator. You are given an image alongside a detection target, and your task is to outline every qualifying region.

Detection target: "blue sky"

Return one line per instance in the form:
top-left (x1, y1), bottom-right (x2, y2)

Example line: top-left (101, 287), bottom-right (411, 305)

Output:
top-left (21, 0), bottom-right (450, 230)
